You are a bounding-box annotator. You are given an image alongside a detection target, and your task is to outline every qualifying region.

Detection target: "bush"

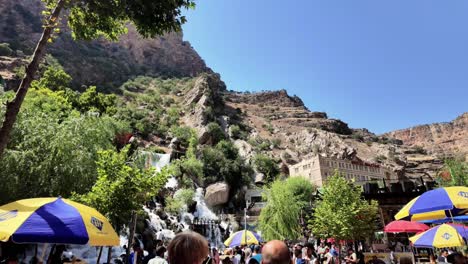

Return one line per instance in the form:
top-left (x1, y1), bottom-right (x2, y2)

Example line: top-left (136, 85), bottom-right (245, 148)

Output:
top-left (206, 122), bottom-right (226, 145)
top-left (271, 138), bottom-right (282, 148)
top-left (31, 64), bottom-right (72, 92)
top-left (230, 124), bottom-right (247, 140)
top-left (374, 155), bottom-right (387, 163)
top-left (0, 43), bottom-right (13, 56)
top-left (170, 126), bottom-right (195, 147)
top-left (253, 154), bottom-right (280, 183)
top-left (413, 145), bottom-right (427, 154)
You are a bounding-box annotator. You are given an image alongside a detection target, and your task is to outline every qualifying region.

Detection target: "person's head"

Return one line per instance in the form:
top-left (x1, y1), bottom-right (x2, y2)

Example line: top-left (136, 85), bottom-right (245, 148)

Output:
top-left (156, 246), bottom-right (166, 257)
top-left (348, 248), bottom-right (354, 255)
top-left (294, 244), bottom-right (303, 251)
top-left (167, 231), bottom-right (209, 264)
top-left (245, 248), bottom-right (252, 258)
top-left (441, 250), bottom-right (449, 257)
top-left (447, 253), bottom-right (465, 264)
top-left (132, 243), bottom-right (140, 252)
top-left (294, 248), bottom-right (302, 258)
top-left (399, 257), bottom-right (413, 264)
top-left (325, 248), bottom-right (330, 254)
top-left (254, 245), bottom-right (261, 254)
top-left (261, 240), bottom-right (290, 264)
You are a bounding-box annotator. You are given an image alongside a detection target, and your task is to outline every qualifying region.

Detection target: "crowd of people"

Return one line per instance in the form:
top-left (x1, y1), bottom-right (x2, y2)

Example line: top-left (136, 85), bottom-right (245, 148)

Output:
top-left (130, 231), bottom-right (467, 264)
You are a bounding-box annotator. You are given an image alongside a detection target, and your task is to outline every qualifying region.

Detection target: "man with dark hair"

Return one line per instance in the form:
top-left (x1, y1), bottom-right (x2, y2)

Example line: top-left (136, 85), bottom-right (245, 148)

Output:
top-left (345, 249), bottom-right (357, 264)
top-left (148, 246), bottom-right (167, 264)
top-left (447, 253), bottom-right (466, 264)
top-left (438, 250), bottom-right (449, 263)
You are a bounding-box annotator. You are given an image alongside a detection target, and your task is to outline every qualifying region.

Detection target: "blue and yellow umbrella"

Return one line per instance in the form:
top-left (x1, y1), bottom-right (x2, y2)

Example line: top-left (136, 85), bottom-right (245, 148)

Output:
top-left (0, 197), bottom-right (120, 246)
top-left (395, 186), bottom-right (468, 221)
top-left (224, 230), bottom-right (262, 247)
top-left (409, 224), bottom-right (467, 248)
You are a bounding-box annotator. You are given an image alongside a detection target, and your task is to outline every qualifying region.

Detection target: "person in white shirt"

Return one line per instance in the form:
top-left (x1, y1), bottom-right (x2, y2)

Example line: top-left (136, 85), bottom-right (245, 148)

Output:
top-left (148, 246), bottom-right (168, 264)
top-left (323, 248), bottom-right (333, 264)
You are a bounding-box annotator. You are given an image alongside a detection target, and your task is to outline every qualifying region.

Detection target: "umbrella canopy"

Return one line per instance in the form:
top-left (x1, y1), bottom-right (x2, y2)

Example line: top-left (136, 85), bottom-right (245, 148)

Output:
top-left (395, 186), bottom-right (468, 221)
top-left (224, 230), bottom-right (262, 247)
top-left (384, 220), bottom-right (430, 233)
top-left (419, 215), bottom-right (468, 224)
top-left (0, 197), bottom-right (119, 246)
top-left (409, 224), bottom-right (468, 248)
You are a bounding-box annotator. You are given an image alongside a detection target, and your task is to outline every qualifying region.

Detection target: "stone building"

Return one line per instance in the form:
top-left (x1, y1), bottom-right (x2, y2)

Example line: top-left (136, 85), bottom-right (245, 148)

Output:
top-left (289, 155), bottom-right (397, 187)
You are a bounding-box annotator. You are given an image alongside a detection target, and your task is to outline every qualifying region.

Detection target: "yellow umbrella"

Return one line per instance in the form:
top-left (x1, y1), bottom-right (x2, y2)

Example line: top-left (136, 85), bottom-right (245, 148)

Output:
top-left (395, 186), bottom-right (468, 221)
top-left (0, 197), bottom-right (119, 246)
top-left (409, 224), bottom-right (467, 248)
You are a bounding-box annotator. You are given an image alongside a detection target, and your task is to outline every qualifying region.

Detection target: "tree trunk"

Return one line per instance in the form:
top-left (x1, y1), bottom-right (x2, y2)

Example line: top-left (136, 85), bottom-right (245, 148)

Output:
top-left (0, 0), bottom-right (65, 159)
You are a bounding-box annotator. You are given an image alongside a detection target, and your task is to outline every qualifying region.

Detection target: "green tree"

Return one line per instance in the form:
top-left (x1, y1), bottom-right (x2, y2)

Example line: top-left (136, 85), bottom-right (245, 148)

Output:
top-left (0, 88), bottom-right (128, 203)
top-left (253, 154), bottom-right (280, 183)
top-left (77, 86), bottom-right (117, 114)
top-left (206, 122), bottom-right (226, 145)
top-left (259, 177), bottom-right (315, 241)
top-left (437, 159), bottom-right (468, 187)
top-left (31, 64), bottom-right (72, 91)
top-left (73, 147), bottom-right (169, 233)
top-left (200, 140), bottom-right (252, 196)
top-left (309, 172), bottom-right (378, 241)
top-left (0, 0), bottom-right (195, 159)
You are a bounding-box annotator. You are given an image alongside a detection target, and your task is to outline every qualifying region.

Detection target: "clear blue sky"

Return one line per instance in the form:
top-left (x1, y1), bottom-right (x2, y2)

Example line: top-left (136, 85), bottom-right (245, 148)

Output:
top-left (182, 0), bottom-right (468, 134)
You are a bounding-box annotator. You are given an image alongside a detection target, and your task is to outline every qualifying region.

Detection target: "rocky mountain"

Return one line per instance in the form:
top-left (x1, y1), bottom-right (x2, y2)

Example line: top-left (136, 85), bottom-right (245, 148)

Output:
top-left (1, 0), bottom-right (463, 184)
top-left (172, 75), bottom-right (452, 182)
top-left (384, 113), bottom-right (468, 160)
top-left (0, 0), bottom-right (210, 90)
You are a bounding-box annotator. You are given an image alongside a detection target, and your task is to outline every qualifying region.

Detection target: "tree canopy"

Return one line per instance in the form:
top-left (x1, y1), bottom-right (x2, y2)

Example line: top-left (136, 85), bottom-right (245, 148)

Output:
top-left (437, 159), bottom-right (468, 187)
top-left (73, 147), bottom-right (169, 233)
top-left (259, 177), bottom-right (315, 241)
top-left (309, 172), bottom-right (378, 241)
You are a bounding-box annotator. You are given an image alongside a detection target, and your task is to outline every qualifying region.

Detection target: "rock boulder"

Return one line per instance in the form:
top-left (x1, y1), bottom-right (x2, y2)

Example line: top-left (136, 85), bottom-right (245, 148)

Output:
top-left (204, 182), bottom-right (230, 207)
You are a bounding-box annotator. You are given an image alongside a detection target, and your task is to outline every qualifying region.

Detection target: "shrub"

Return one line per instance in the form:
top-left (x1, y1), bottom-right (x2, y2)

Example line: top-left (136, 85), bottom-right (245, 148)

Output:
top-left (229, 124), bottom-right (247, 140)
top-left (374, 155), bottom-right (387, 163)
top-left (253, 154), bottom-right (280, 183)
top-left (271, 138), bottom-right (282, 148)
top-left (206, 122), bottom-right (226, 145)
top-left (413, 145), bottom-right (427, 154)
top-left (0, 43), bottom-right (13, 56)
top-left (170, 126), bottom-right (195, 147)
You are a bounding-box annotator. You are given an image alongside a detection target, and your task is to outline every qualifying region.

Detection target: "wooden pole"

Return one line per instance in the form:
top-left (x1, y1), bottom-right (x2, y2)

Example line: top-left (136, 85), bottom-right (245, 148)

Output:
top-left (107, 247), bottom-right (113, 264)
top-left (46, 244), bottom-right (55, 264)
top-left (39, 243), bottom-right (48, 264)
top-left (96, 246), bottom-right (103, 264)
top-left (126, 211), bottom-right (138, 264)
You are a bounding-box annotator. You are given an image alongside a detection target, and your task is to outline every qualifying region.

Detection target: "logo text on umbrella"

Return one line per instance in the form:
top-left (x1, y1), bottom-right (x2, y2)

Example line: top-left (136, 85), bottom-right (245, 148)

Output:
top-left (91, 217), bottom-right (104, 231)
top-left (458, 191), bottom-right (468, 198)
top-left (0, 210), bottom-right (18, 222)
top-left (441, 232), bottom-right (452, 240)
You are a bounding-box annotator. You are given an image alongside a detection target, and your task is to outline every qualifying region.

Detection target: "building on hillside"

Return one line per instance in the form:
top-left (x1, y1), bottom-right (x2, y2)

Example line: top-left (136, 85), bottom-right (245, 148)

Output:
top-left (289, 155), bottom-right (397, 187)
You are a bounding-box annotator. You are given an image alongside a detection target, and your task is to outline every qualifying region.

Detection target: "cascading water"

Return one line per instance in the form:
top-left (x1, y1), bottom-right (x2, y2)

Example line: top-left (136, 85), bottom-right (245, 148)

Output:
top-left (143, 152), bottom-right (172, 172)
top-left (193, 188), bottom-right (218, 220)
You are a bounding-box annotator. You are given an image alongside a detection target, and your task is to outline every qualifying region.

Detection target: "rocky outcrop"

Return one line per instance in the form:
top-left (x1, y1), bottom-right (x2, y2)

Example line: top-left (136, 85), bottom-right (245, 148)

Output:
top-left (225, 90), bottom-right (352, 135)
top-left (204, 182), bottom-right (230, 207)
top-left (384, 113), bottom-right (468, 159)
top-left (182, 73), bottom-right (227, 144)
top-left (227, 89), bottom-right (306, 109)
top-left (0, 0), bottom-right (211, 89)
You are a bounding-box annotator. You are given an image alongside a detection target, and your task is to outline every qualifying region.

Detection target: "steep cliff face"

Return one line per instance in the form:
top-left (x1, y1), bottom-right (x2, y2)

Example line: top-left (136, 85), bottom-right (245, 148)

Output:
top-left (384, 113), bottom-right (468, 159)
top-left (0, 0), bottom-right (210, 89)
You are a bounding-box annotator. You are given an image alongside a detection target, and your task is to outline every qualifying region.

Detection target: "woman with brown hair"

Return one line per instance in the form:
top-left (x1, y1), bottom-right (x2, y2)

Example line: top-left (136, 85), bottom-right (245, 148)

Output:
top-left (167, 231), bottom-right (209, 264)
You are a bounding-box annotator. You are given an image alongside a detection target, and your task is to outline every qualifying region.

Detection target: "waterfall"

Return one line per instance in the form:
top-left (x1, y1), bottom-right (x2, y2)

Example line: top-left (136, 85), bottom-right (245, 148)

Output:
top-left (193, 188), bottom-right (218, 220)
top-left (142, 152), bottom-right (171, 172)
